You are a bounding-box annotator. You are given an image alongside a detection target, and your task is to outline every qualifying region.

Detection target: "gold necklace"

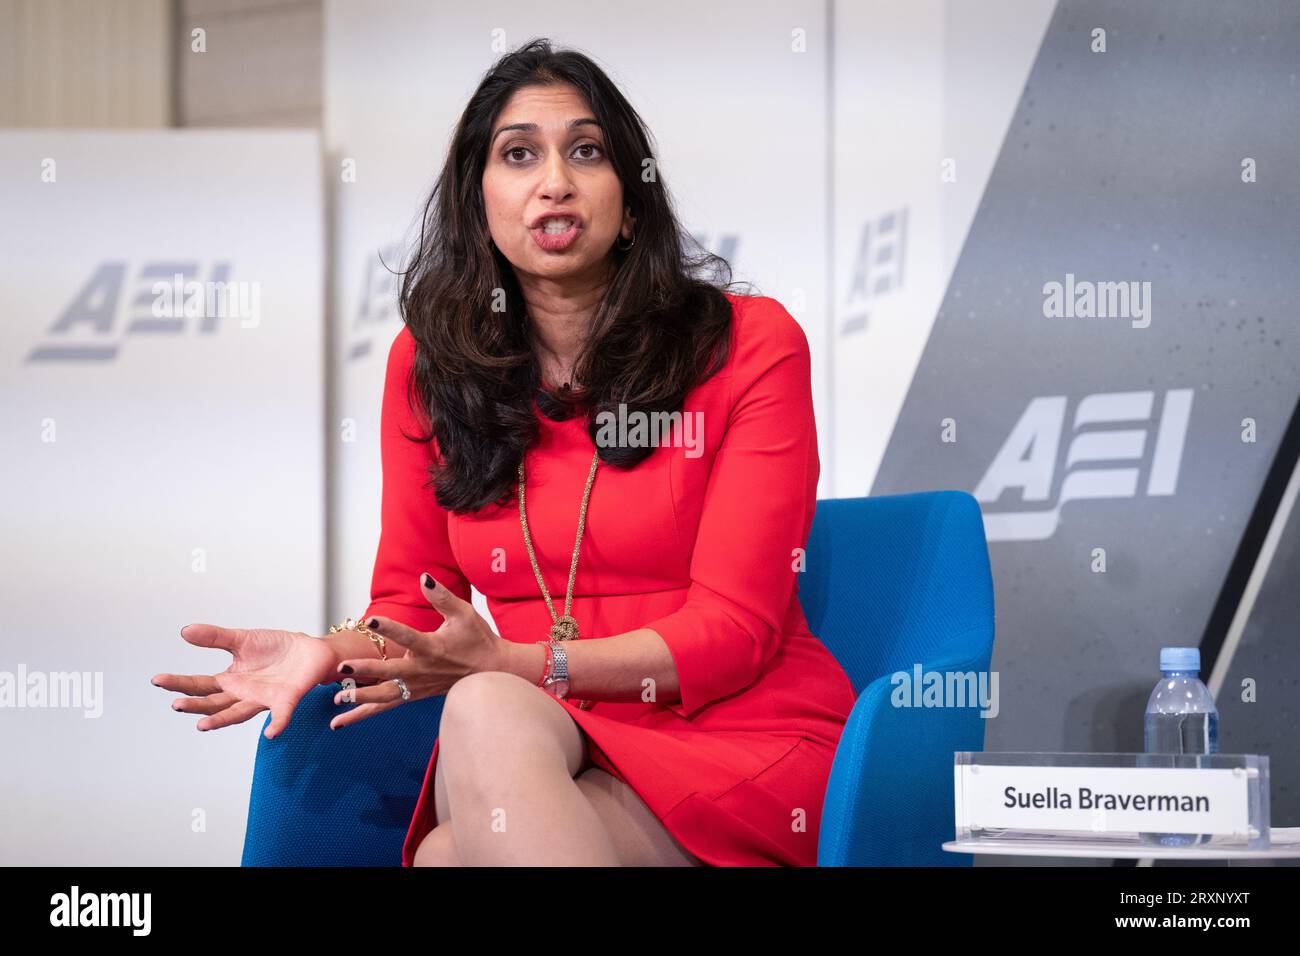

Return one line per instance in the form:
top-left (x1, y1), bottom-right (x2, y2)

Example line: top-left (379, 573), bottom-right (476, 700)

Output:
top-left (518, 448), bottom-right (600, 644)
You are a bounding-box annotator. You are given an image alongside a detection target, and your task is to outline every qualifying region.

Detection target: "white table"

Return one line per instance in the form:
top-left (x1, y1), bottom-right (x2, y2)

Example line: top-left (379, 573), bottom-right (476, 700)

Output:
top-left (943, 827), bottom-right (1300, 860)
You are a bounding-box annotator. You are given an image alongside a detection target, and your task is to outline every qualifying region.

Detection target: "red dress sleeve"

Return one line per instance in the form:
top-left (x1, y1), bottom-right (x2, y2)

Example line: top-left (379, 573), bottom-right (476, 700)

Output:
top-left (643, 297), bottom-right (819, 718)
top-left (362, 326), bottom-right (472, 634)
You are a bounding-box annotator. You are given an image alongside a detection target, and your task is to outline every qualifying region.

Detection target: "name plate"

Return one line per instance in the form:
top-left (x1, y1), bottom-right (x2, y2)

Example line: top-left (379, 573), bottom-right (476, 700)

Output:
top-left (956, 764), bottom-right (1251, 836)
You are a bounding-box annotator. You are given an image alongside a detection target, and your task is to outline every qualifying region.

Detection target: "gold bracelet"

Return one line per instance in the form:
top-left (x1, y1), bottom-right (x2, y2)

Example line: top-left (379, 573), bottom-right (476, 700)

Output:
top-left (328, 616), bottom-right (387, 661)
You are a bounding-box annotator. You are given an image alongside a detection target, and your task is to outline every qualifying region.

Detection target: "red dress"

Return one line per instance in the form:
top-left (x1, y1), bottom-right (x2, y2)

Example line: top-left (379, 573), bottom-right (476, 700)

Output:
top-left (363, 292), bottom-right (856, 866)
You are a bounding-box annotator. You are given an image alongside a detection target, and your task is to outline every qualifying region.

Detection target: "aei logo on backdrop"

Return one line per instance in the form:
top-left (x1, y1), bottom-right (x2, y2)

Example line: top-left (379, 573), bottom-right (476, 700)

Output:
top-left (24, 261), bottom-right (255, 362)
top-left (973, 389), bottom-right (1194, 542)
top-left (841, 207), bottom-right (908, 335)
top-left (348, 242), bottom-right (403, 361)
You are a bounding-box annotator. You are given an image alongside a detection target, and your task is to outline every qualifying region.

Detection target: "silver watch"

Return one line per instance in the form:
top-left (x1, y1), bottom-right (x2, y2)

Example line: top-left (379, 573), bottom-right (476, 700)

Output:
top-left (542, 640), bottom-right (571, 700)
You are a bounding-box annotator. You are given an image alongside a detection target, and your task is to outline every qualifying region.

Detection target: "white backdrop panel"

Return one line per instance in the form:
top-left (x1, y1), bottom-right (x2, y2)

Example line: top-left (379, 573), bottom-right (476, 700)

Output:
top-left (0, 130), bottom-right (324, 865)
top-left (830, 0), bottom-right (1056, 496)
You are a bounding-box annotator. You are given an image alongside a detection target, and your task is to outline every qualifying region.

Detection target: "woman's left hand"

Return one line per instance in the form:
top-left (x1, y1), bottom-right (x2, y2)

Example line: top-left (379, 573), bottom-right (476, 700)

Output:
top-left (330, 573), bottom-right (506, 730)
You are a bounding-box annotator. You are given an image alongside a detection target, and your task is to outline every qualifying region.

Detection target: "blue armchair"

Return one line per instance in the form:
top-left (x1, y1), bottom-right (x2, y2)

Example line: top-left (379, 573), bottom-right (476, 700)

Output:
top-left (241, 491), bottom-right (995, 866)
top-left (802, 492), bottom-right (995, 865)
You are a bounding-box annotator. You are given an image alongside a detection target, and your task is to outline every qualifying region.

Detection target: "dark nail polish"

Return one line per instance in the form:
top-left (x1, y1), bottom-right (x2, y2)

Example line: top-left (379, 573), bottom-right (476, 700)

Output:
top-left (422, 573), bottom-right (436, 589)
top-left (340, 665), bottom-right (353, 674)
top-left (366, 617), bottom-right (379, 629)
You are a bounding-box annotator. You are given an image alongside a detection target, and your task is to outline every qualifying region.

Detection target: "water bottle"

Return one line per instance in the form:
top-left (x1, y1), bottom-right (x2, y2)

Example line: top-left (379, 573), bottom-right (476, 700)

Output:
top-left (1140, 647), bottom-right (1219, 847)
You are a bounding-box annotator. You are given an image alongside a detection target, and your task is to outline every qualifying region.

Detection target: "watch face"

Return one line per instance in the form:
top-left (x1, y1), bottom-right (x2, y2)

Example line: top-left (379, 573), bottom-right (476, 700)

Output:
top-left (550, 679), bottom-right (569, 698)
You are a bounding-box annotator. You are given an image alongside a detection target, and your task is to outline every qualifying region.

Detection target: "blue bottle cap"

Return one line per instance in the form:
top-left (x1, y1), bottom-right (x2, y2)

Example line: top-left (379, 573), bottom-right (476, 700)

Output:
top-left (1160, 646), bottom-right (1201, 672)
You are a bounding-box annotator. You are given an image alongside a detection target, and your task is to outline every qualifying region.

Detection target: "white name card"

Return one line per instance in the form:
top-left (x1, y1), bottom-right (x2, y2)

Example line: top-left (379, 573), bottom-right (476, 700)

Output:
top-left (956, 764), bottom-right (1251, 836)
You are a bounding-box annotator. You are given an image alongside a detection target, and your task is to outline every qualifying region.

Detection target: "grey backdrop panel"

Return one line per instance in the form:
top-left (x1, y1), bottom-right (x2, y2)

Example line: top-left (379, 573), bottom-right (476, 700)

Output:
top-left (1218, 491), bottom-right (1300, 859)
top-left (868, 0), bottom-right (1300, 859)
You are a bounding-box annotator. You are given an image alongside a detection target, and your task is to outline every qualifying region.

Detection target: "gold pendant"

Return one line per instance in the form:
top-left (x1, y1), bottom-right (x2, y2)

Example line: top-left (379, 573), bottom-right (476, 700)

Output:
top-left (549, 615), bottom-right (579, 642)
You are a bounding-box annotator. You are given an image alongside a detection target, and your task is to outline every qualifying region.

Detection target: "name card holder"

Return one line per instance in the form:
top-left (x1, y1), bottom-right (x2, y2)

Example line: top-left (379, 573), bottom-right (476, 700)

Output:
top-left (954, 752), bottom-right (1270, 851)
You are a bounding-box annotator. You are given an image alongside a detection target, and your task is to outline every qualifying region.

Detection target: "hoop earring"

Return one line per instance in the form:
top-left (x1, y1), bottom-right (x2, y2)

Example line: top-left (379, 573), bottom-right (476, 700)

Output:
top-left (615, 232), bottom-right (636, 252)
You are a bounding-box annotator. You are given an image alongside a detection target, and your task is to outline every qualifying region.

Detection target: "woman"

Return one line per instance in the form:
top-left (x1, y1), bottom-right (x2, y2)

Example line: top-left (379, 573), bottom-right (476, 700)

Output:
top-left (153, 38), bottom-right (855, 867)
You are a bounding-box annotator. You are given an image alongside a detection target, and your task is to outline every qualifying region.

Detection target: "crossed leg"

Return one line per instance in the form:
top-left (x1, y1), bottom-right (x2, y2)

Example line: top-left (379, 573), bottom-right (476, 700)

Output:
top-left (412, 670), bottom-right (702, 867)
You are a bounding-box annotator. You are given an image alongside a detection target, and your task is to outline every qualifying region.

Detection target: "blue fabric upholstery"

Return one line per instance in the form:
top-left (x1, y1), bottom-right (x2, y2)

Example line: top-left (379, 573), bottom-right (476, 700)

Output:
top-left (241, 491), bottom-right (995, 866)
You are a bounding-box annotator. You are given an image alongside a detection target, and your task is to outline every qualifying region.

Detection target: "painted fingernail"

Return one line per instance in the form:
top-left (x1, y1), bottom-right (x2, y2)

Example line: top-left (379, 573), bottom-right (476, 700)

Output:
top-left (422, 573), bottom-right (437, 589)
top-left (339, 665), bottom-right (353, 674)
top-left (366, 617), bottom-right (379, 629)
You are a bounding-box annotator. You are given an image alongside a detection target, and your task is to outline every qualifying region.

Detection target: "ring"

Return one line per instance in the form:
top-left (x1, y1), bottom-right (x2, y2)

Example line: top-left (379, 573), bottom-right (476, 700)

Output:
top-left (393, 677), bottom-right (411, 701)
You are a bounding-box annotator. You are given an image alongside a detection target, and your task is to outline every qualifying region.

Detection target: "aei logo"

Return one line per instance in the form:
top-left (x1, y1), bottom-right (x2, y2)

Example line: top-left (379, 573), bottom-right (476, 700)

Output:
top-left (841, 206), bottom-right (908, 335)
top-left (974, 389), bottom-right (1194, 542)
top-left (349, 243), bottom-right (403, 361)
top-left (24, 260), bottom-right (250, 363)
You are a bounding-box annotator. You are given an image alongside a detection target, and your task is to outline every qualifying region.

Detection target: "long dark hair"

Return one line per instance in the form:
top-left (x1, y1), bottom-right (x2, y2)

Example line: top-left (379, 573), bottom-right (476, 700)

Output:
top-left (398, 37), bottom-right (746, 514)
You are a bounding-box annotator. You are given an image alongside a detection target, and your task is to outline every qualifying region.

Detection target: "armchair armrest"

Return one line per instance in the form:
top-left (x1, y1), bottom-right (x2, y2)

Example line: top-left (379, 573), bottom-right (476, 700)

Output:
top-left (818, 642), bottom-right (993, 866)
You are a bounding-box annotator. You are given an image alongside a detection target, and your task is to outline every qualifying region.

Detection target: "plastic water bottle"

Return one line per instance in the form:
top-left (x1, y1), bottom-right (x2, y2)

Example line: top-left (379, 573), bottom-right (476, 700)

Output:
top-left (1140, 647), bottom-right (1219, 847)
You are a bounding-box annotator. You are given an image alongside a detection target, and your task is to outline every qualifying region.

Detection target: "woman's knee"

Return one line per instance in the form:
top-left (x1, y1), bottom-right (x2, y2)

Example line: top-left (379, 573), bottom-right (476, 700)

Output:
top-left (440, 671), bottom-right (531, 737)
top-left (440, 669), bottom-right (585, 775)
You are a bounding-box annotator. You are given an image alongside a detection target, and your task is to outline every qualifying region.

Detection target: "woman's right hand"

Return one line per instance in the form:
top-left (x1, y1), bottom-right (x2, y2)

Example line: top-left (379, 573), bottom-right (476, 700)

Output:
top-left (152, 624), bottom-right (341, 739)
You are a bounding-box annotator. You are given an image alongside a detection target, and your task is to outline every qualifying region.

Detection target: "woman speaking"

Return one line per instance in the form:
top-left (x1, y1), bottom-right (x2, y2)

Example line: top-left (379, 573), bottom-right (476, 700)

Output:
top-left (153, 38), bottom-right (855, 867)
